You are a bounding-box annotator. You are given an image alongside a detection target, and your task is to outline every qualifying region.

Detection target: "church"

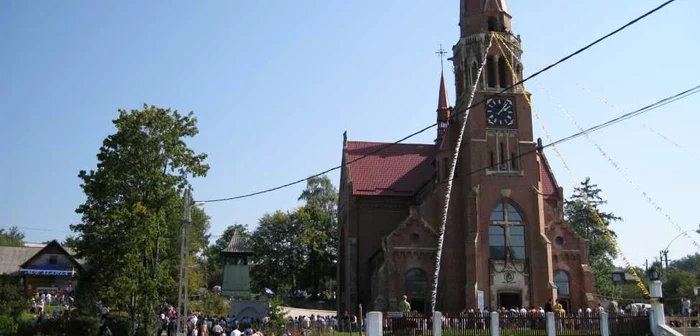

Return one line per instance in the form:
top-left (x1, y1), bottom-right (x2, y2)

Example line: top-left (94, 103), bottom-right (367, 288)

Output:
top-left (337, 0), bottom-right (595, 315)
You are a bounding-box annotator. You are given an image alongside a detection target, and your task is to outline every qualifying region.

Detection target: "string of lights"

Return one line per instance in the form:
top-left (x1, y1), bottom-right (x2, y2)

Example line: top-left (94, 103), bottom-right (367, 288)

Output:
top-left (495, 35), bottom-right (700, 252)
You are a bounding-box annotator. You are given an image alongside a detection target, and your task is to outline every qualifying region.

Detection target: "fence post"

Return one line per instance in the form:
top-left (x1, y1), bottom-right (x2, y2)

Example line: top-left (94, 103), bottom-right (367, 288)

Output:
top-left (546, 312), bottom-right (556, 336)
top-left (366, 311), bottom-right (382, 336)
top-left (433, 311), bottom-right (442, 336)
top-left (600, 312), bottom-right (609, 336)
top-left (490, 312), bottom-right (499, 336)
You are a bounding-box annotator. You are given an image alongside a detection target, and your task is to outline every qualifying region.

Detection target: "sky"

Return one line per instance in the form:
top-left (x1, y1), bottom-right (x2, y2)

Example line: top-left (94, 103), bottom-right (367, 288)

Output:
top-left (1, 0), bottom-right (699, 268)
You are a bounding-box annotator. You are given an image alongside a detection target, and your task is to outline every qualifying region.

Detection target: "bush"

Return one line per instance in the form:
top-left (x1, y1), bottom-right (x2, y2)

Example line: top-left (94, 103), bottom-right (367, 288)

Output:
top-left (0, 315), bottom-right (18, 335)
top-left (0, 275), bottom-right (30, 319)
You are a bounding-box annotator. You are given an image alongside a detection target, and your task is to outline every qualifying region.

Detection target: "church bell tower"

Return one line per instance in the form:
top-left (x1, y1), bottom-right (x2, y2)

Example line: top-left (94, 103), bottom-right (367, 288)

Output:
top-left (446, 0), bottom-right (556, 311)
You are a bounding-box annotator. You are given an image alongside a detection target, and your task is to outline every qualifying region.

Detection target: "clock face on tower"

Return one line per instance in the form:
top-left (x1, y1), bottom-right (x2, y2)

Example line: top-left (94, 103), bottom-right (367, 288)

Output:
top-left (486, 98), bottom-right (515, 127)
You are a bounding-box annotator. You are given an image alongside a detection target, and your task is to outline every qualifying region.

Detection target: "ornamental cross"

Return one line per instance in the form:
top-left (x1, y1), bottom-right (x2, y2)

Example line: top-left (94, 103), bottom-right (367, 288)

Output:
top-left (435, 44), bottom-right (448, 72)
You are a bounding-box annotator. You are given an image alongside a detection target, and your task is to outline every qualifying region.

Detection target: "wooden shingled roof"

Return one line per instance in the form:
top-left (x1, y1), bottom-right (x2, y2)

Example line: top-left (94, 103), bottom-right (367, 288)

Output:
top-left (221, 230), bottom-right (252, 255)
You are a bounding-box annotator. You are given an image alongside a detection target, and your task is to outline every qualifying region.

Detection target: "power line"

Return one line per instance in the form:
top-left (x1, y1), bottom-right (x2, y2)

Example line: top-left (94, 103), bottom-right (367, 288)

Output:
top-left (7, 85), bottom-right (698, 238)
top-left (199, 0), bottom-right (677, 203)
top-left (201, 82), bottom-right (699, 203)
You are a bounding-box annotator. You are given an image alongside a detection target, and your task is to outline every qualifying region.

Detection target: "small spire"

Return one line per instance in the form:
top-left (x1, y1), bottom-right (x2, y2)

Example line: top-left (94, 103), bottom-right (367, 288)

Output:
top-left (437, 72), bottom-right (449, 111)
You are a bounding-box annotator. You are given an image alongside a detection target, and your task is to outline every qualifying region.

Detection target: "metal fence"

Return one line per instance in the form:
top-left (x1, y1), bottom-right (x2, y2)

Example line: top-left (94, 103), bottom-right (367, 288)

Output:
top-left (553, 311), bottom-right (650, 336)
top-left (441, 311), bottom-right (490, 336)
top-left (378, 310), bottom-right (650, 336)
top-left (384, 312), bottom-right (432, 336)
top-left (498, 311), bottom-right (547, 336)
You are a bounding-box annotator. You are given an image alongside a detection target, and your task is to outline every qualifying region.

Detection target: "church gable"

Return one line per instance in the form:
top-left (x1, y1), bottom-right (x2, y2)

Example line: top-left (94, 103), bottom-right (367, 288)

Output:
top-left (386, 206), bottom-right (438, 249)
top-left (21, 240), bottom-right (83, 271)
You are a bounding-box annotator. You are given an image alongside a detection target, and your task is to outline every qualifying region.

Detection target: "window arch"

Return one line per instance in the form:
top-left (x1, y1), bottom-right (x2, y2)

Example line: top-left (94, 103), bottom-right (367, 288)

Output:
top-left (489, 201), bottom-right (523, 222)
top-left (487, 56), bottom-right (497, 88)
top-left (554, 270), bottom-right (570, 295)
top-left (471, 61), bottom-right (479, 88)
top-left (406, 268), bottom-right (428, 297)
top-left (487, 17), bottom-right (499, 32)
top-left (489, 200), bottom-right (526, 260)
top-left (498, 57), bottom-right (509, 88)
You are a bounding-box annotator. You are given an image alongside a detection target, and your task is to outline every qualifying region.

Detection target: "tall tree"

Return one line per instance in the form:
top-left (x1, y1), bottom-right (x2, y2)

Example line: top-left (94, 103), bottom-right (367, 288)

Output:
top-left (0, 226), bottom-right (25, 246)
top-left (564, 177), bottom-right (622, 297)
top-left (671, 253), bottom-right (700, 273)
top-left (204, 223), bottom-right (251, 289)
top-left (70, 105), bottom-right (209, 332)
top-left (249, 211), bottom-right (305, 294)
top-left (297, 176), bottom-right (338, 293)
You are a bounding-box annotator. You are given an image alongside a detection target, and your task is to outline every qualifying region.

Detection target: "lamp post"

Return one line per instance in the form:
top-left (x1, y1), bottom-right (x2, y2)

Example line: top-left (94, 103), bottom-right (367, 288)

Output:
top-left (659, 224), bottom-right (700, 271)
top-left (647, 265), bottom-right (665, 335)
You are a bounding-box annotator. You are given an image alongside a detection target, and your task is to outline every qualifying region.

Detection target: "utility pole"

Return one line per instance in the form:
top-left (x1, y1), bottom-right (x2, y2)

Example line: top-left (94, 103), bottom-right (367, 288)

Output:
top-left (659, 250), bottom-right (670, 271)
top-left (176, 188), bottom-right (192, 336)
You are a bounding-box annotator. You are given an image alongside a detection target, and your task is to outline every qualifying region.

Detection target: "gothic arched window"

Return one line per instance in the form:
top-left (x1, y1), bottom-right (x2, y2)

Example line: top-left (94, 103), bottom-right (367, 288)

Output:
top-left (554, 270), bottom-right (570, 295)
top-left (488, 200), bottom-right (526, 260)
top-left (498, 57), bottom-right (509, 88)
top-left (406, 268), bottom-right (428, 297)
top-left (487, 56), bottom-right (497, 88)
top-left (488, 17), bottom-right (498, 32)
top-left (471, 62), bottom-right (479, 88)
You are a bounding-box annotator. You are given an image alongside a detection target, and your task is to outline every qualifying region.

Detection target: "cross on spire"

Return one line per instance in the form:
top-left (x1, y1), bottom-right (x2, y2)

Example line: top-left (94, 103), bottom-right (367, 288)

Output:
top-left (435, 44), bottom-right (448, 73)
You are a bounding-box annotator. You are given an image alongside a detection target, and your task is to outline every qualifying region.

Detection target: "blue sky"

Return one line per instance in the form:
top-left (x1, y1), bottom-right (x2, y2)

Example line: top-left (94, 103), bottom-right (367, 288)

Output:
top-left (2, 0), bottom-right (698, 267)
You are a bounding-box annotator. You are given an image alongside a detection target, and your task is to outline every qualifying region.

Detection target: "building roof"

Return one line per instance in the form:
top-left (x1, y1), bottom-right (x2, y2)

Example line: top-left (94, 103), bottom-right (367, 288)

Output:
top-left (538, 152), bottom-right (560, 200)
top-left (0, 241), bottom-right (85, 275)
top-left (0, 245), bottom-right (43, 275)
top-left (222, 230), bottom-right (251, 254)
top-left (346, 141), bottom-right (436, 197)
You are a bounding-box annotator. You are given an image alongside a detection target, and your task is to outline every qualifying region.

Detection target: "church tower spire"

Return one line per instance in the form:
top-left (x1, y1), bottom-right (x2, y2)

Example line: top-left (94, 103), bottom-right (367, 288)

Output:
top-left (437, 72), bottom-right (451, 142)
top-left (460, 0), bottom-right (512, 37)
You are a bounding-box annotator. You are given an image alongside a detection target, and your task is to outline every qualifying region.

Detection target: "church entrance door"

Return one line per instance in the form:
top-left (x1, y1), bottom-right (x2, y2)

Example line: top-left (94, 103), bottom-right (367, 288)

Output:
top-left (409, 299), bottom-right (426, 314)
top-left (498, 292), bottom-right (521, 310)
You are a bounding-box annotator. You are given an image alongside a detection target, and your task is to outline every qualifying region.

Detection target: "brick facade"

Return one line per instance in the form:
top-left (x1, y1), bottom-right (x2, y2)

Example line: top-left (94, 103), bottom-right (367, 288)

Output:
top-left (338, 0), bottom-right (594, 316)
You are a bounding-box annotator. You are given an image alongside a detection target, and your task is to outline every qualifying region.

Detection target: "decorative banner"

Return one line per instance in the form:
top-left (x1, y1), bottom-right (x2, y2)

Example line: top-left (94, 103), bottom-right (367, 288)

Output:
top-left (20, 268), bottom-right (75, 276)
top-left (431, 33), bottom-right (494, 314)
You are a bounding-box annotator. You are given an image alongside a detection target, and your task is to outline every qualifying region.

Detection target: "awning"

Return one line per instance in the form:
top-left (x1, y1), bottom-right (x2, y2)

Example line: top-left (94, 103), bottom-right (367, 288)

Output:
top-left (20, 268), bottom-right (75, 276)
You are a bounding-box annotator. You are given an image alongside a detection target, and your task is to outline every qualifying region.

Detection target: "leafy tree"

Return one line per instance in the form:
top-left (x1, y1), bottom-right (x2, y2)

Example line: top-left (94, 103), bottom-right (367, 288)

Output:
top-left (204, 223), bottom-right (251, 289)
top-left (298, 176), bottom-right (338, 213)
top-left (189, 293), bottom-right (229, 317)
top-left (0, 275), bottom-right (30, 319)
top-left (664, 270), bottom-right (699, 312)
top-left (0, 226), bottom-right (25, 246)
top-left (296, 176), bottom-right (338, 294)
top-left (671, 253), bottom-right (700, 273)
top-left (69, 105), bottom-right (209, 332)
top-left (249, 211), bottom-right (304, 294)
top-left (247, 176), bottom-right (338, 298)
top-left (564, 178), bottom-right (622, 297)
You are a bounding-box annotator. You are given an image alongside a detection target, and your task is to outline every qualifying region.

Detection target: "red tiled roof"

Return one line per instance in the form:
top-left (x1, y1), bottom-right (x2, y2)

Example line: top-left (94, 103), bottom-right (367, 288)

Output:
top-left (346, 141), bottom-right (436, 196)
top-left (538, 152), bottom-right (559, 200)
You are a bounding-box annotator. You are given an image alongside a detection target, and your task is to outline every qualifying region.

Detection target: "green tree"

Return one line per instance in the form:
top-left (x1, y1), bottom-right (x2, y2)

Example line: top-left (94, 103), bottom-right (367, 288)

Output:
top-left (0, 226), bottom-right (25, 246)
top-left (664, 270), bottom-right (699, 312)
top-left (69, 105), bottom-right (210, 333)
top-left (204, 223), bottom-right (251, 289)
top-left (671, 253), bottom-right (700, 273)
top-left (564, 178), bottom-right (622, 297)
top-left (247, 176), bottom-right (338, 298)
top-left (249, 211), bottom-right (304, 294)
top-left (296, 176), bottom-right (338, 294)
top-left (0, 274), bottom-right (30, 320)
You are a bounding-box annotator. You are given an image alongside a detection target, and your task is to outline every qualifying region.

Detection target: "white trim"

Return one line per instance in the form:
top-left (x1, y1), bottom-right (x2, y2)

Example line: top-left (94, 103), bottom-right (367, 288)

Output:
top-left (471, 138), bottom-right (487, 142)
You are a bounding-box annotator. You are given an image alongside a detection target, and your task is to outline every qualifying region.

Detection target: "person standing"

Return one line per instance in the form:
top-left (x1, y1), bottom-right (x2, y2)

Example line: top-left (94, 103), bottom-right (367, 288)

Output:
top-left (398, 295), bottom-right (411, 313)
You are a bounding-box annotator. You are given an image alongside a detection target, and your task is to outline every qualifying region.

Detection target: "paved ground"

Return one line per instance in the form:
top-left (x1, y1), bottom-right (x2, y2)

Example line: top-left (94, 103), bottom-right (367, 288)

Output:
top-left (279, 306), bottom-right (336, 318)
